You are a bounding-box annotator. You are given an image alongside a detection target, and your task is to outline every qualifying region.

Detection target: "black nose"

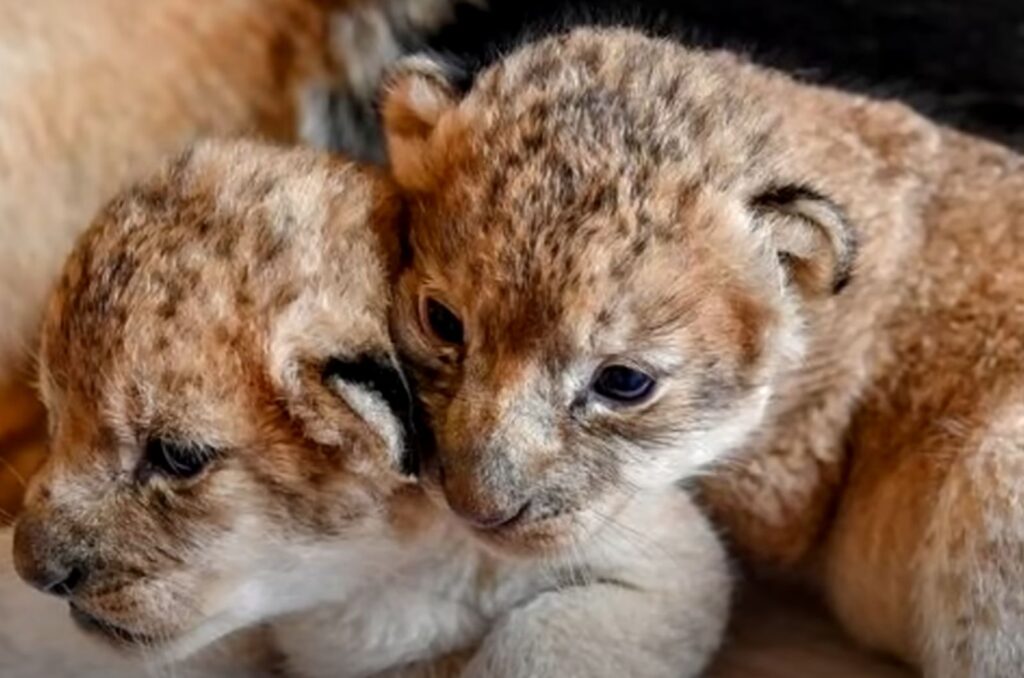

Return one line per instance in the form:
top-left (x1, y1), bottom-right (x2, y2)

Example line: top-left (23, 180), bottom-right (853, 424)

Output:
top-left (13, 516), bottom-right (88, 597)
top-left (42, 564), bottom-right (87, 596)
top-left (16, 551), bottom-right (87, 598)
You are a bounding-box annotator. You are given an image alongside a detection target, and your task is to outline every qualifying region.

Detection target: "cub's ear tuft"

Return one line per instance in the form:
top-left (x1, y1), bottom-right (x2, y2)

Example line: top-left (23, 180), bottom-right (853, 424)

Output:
top-left (750, 184), bottom-right (857, 297)
top-left (381, 54), bottom-right (464, 192)
top-left (268, 304), bottom-right (414, 478)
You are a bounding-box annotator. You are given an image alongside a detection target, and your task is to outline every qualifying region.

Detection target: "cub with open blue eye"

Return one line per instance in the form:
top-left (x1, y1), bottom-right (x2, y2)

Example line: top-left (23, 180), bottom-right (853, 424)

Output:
top-left (384, 23), bottom-right (1024, 678)
top-left (382, 37), bottom-right (806, 558)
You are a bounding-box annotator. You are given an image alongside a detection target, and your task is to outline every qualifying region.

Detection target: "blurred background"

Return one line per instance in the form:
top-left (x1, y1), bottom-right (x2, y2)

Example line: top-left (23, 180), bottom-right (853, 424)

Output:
top-left (0, 1), bottom-right (1018, 674)
top-left (429, 0), bottom-right (1024, 149)
top-left (2, 0), bottom-right (1021, 529)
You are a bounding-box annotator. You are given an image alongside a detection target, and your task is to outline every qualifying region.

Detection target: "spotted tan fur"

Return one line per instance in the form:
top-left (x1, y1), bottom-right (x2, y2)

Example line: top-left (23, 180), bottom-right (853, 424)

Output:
top-left (383, 27), bottom-right (1024, 677)
top-left (0, 0), bottom-right (464, 401)
top-left (10, 139), bottom-right (730, 678)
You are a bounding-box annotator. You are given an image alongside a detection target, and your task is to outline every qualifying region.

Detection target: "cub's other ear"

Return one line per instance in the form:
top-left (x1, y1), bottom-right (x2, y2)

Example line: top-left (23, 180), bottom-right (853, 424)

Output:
top-left (750, 184), bottom-right (857, 297)
top-left (381, 54), bottom-right (464, 192)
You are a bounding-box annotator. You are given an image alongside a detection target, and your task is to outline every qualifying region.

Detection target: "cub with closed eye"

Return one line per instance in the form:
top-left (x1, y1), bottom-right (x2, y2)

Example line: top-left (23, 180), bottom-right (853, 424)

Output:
top-left (9, 139), bottom-right (730, 677)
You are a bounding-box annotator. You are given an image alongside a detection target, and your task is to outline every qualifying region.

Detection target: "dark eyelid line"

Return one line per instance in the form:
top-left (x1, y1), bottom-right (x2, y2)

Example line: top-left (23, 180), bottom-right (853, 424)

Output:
top-left (138, 437), bottom-right (218, 483)
top-left (593, 357), bottom-right (665, 381)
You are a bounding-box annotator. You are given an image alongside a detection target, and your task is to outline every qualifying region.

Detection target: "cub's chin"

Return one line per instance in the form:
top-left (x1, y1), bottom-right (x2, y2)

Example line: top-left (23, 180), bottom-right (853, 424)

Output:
top-left (69, 604), bottom-right (162, 649)
top-left (421, 460), bottom-right (624, 560)
top-left (462, 513), bottom-right (581, 559)
top-left (66, 601), bottom-right (214, 662)
top-left (64, 597), bottom-right (280, 675)
top-left (444, 496), bottom-right (618, 561)
top-left (64, 594), bottom-right (244, 665)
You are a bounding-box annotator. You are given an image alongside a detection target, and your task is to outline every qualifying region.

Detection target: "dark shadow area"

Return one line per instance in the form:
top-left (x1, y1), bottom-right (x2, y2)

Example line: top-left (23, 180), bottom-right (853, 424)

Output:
top-left (423, 0), bottom-right (1023, 148)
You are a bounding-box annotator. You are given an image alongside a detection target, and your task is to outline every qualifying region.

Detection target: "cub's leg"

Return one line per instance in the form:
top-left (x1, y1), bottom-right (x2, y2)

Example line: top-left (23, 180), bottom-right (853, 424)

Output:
top-left (464, 490), bottom-right (732, 678)
top-left (825, 402), bottom-right (1024, 677)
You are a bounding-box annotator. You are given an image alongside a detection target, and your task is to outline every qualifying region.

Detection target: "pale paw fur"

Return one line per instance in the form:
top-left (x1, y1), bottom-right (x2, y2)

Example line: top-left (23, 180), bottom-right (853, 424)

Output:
top-left (462, 490), bottom-right (731, 678)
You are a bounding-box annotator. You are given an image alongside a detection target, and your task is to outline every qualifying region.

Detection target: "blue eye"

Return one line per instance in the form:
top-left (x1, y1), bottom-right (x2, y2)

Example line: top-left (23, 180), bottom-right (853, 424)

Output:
top-left (592, 365), bottom-right (656, 404)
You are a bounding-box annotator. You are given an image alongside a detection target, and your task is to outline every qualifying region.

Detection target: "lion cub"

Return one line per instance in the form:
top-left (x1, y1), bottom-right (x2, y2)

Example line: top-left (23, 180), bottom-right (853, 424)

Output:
top-left (10, 140), bottom-right (729, 677)
top-left (382, 26), bottom-right (1024, 677)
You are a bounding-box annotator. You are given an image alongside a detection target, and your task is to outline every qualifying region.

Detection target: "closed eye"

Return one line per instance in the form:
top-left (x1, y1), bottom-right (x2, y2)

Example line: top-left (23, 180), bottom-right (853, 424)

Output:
top-left (140, 438), bottom-right (218, 482)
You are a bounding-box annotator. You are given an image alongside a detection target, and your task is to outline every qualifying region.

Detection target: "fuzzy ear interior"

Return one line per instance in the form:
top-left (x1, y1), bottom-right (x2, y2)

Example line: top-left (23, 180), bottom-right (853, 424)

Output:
top-left (381, 55), bottom-right (462, 192)
top-left (268, 300), bottom-right (419, 478)
top-left (273, 343), bottom-right (421, 478)
top-left (750, 184), bottom-right (857, 297)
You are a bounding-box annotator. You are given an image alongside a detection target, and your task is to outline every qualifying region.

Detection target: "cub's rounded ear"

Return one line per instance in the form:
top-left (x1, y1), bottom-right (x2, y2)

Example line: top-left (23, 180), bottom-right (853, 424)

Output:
top-left (750, 184), bottom-right (857, 297)
top-left (268, 306), bottom-right (416, 477)
top-left (381, 54), bottom-right (464, 192)
top-left (269, 317), bottom-right (368, 450)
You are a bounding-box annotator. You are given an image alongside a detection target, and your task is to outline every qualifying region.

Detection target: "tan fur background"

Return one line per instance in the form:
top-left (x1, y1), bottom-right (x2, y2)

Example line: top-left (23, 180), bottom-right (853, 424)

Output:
top-left (0, 0), bottom-right (331, 515)
top-left (0, 1), bottom-right (916, 675)
top-left (0, 384), bottom-right (45, 522)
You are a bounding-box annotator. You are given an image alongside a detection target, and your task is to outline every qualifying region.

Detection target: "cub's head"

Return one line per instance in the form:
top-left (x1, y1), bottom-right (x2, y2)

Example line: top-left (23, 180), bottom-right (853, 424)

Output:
top-left (382, 29), bottom-right (855, 556)
top-left (13, 141), bottom-right (415, 660)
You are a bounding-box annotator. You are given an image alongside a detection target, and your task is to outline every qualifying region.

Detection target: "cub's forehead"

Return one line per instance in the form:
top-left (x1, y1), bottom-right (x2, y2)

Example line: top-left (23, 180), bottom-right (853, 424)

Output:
top-left (40, 141), bottom-right (392, 400)
top-left (417, 29), bottom-right (781, 262)
top-left (462, 29), bottom-right (776, 171)
top-left (402, 29), bottom-right (788, 354)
